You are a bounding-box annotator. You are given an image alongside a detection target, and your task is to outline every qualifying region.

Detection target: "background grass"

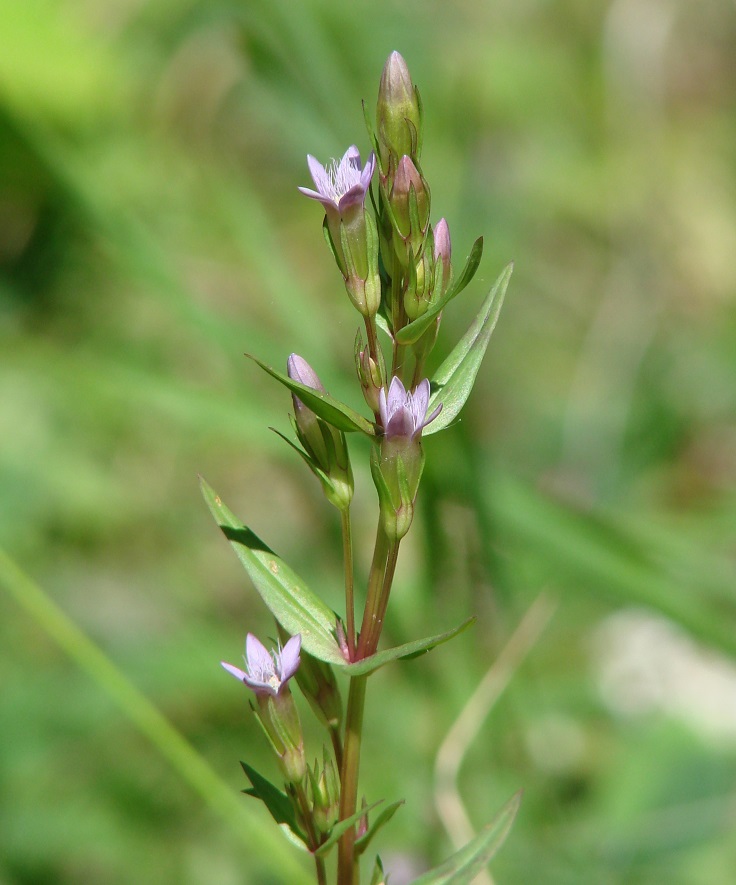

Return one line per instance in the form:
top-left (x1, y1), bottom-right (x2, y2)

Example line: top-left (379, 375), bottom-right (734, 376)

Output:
top-left (1, 1), bottom-right (735, 883)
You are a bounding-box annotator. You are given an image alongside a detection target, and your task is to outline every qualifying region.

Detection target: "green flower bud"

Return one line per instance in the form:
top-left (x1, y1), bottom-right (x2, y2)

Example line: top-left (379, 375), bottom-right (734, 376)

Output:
top-left (308, 750), bottom-right (340, 838)
top-left (376, 51), bottom-right (422, 169)
top-left (389, 156), bottom-right (430, 266)
top-left (287, 354), bottom-right (354, 510)
top-left (355, 341), bottom-right (383, 414)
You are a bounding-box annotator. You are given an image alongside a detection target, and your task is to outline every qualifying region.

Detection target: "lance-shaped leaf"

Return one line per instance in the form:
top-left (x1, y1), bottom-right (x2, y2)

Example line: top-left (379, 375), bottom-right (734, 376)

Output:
top-left (341, 618), bottom-right (475, 676)
top-left (394, 236), bottom-right (484, 345)
top-left (313, 799), bottom-right (384, 858)
top-left (410, 791), bottom-right (521, 884)
top-left (247, 354), bottom-right (374, 436)
top-left (355, 800), bottom-right (404, 856)
top-left (241, 762), bottom-right (302, 835)
top-left (424, 262), bottom-right (512, 436)
top-left (201, 478), bottom-right (345, 665)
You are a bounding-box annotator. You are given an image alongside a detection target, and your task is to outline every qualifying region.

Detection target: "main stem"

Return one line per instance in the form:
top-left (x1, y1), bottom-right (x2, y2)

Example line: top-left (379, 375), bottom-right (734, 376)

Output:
top-left (337, 523), bottom-right (391, 884)
top-left (340, 508), bottom-right (356, 660)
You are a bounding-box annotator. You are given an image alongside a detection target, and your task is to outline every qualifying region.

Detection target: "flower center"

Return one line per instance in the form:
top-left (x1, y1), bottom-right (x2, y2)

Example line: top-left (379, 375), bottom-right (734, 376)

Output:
top-left (323, 154), bottom-right (362, 202)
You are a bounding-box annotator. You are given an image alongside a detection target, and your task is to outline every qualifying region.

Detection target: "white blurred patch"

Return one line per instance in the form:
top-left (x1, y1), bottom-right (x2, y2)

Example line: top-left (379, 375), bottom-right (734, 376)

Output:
top-left (593, 608), bottom-right (736, 744)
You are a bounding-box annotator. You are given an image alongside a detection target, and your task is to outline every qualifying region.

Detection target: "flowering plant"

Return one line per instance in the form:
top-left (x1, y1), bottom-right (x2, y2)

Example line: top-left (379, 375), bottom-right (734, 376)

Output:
top-left (203, 51), bottom-right (517, 884)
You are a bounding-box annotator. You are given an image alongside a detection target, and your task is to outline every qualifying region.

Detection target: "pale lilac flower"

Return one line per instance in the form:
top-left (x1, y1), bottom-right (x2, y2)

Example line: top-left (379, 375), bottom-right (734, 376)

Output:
top-left (379, 377), bottom-right (442, 440)
top-left (298, 145), bottom-right (375, 216)
top-left (221, 633), bottom-right (301, 697)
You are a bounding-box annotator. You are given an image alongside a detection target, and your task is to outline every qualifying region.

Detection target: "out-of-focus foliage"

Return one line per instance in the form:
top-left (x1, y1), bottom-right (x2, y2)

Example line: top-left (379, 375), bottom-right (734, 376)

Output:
top-left (1, 0), bottom-right (735, 883)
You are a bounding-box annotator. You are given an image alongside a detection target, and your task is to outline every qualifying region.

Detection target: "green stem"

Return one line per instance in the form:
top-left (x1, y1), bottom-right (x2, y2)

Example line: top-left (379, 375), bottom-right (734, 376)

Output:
top-left (337, 522), bottom-right (392, 884)
top-left (329, 723), bottom-right (344, 774)
top-left (341, 508), bottom-right (356, 660)
top-left (363, 539), bottom-right (401, 658)
top-left (337, 674), bottom-right (368, 885)
top-left (356, 525), bottom-right (391, 660)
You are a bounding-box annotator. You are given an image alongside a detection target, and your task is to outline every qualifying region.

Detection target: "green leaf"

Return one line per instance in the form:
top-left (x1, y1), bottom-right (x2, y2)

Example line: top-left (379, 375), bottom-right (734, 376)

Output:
top-left (395, 237), bottom-right (484, 345)
top-left (410, 791), bottom-right (521, 884)
top-left (313, 799), bottom-right (384, 858)
top-left (201, 478), bottom-right (345, 665)
top-left (247, 354), bottom-right (375, 436)
top-left (424, 263), bottom-right (512, 435)
top-left (241, 762), bottom-right (301, 834)
top-left (341, 618), bottom-right (475, 676)
top-left (355, 800), bottom-right (404, 856)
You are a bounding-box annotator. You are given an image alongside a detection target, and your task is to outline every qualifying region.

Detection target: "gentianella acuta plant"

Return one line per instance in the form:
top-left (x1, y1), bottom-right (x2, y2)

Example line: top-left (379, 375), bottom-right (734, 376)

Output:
top-left (204, 52), bottom-right (517, 885)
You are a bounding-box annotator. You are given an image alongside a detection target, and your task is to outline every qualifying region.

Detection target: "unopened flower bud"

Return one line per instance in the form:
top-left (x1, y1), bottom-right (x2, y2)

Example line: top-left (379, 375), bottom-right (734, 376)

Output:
top-left (376, 51), bottom-right (422, 169)
top-left (390, 156), bottom-right (430, 266)
top-left (287, 354), bottom-right (354, 510)
top-left (433, 217), bottom-right (452, 294)
top-left (308, 750), bottom-right (340, 837)
top-left (403, 246), bottom-right (434, 321)
top-left (355, 345), bottom-right (383, 414)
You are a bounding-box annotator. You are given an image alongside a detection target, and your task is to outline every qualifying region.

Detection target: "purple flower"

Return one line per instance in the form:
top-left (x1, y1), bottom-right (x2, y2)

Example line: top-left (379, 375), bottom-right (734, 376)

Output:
top-left (379, 377), bottom-right (442, 440)
top-left (222, 633), bottom-right (301, 697)
top-left (299, 145), bottom-right (375, 216)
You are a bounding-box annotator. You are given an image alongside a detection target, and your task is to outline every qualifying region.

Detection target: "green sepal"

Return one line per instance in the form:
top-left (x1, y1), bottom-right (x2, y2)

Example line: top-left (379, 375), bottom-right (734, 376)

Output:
top-left (375, 312), bottom-right (392, 338)
top-left (395, 236), bottom-right (484, 345)
top-left (247, 354), bottom-right (375, 436)
top-left (201, 479), bottom-right (345, 665)
top-left (414, 85), bottom-right (424, 158)
top-left (370, 856), bottom-right (386, 885)
top-left (355, 800), bottom-right (404, 856)
top-left (409, 791), bottom-right (521, 884)
top-left (322, 216), bottom-right (342, 269)
top-left (340, 617), bottom-right (475, 676)
top-left (313, 799), bottom-right (384, 858)
top-left (362, 99), bottom-right (381, 163)
top-left (240, 762), bottom-right (302, 836)
top-left (424, 262), bottom-right (512, 435)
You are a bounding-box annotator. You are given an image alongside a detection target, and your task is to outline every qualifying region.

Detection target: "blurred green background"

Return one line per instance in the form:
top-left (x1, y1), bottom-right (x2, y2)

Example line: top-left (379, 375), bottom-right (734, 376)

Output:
top-left (1, 0), bottom-right (735, 883)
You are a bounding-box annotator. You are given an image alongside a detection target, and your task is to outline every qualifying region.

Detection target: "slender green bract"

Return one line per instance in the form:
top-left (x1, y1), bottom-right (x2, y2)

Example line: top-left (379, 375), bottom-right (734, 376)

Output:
top-left (425, 262), bottom-right (513, 434)
top-left (201, 478), bottom-right (345, 665)
top-left (409, 791), bottom-right (522, 884)
top-left (247, 354), bottom-right (375, 436)
top-left (341, 618), bottom-right (476, 676)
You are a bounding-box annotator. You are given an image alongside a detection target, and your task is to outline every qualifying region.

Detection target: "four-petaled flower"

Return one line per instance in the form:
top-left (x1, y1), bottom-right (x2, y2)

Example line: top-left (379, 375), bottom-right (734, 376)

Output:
top-left (299, 145), bottom-right (375, 216)
top-left (379, 377), bottom-right (442, 440)
top-left (222, 633), bottom-right (301, 697)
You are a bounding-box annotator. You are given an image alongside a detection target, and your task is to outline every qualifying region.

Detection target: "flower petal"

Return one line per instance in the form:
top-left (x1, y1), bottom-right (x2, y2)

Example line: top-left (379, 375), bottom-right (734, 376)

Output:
top-left (307, 154), bottom-right (329, 191)
top-left (279, 634), bottom-right (302, 683)
top-left (297, 186), bottom-right (338, 211)
top-left (245, 633), bottom-right (273, 676)
top-left (386, 376), bottom-right (407, 413)
top-left (221, 661), bottom-right (248, 682)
